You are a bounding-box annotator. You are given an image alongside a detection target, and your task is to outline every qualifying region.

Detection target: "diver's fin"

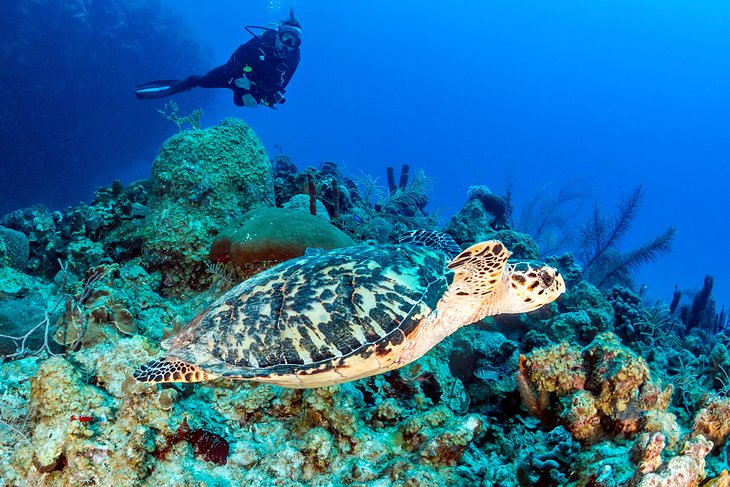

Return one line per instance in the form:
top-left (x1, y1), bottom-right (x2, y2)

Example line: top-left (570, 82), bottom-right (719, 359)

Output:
top-left (135, 79), bottom-right (188, 100)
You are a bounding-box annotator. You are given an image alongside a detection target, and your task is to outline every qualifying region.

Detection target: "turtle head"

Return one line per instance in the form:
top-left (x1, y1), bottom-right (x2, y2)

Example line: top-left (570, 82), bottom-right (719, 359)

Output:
top-left (504, 261), bottom-right (566, 313)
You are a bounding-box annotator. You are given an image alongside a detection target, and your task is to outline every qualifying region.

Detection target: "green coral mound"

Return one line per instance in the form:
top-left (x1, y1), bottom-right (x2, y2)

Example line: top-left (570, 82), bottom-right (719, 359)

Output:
top-left (142, 119), bottom-right (275, 292)
top-left (209, 207), bottom-right (356, 266)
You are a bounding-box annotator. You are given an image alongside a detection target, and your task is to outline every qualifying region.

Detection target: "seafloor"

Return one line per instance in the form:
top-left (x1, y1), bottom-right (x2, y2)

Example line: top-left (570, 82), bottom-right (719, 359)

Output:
top-left (0, 118), bottom-right (728, 486)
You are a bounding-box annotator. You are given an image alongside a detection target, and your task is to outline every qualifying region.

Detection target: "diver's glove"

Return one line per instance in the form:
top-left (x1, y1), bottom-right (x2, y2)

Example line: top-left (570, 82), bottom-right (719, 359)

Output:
top-left (234, 76), bottom-right (252, 90)
top-left (241, 94), bottom-right (258, 108)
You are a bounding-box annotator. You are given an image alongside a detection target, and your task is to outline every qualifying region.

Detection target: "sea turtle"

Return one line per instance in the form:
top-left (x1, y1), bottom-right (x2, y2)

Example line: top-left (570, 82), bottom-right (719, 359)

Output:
top-left (134, 230), bottom-right (565, 388)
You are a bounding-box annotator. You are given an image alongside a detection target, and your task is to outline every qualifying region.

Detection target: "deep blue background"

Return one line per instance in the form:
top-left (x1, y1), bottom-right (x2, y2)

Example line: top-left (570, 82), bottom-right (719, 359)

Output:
top-left (4, 1), bottom-right (729, 306)
top-left (0, 0), bottom-right (213, 215)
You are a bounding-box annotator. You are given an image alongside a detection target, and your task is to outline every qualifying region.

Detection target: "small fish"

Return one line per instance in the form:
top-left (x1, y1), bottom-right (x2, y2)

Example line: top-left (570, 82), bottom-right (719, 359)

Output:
top-left (474, 367), bottom-right (501, 382)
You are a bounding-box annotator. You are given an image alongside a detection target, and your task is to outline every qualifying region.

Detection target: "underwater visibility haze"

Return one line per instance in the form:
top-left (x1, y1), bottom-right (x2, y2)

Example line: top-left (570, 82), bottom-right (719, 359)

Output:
top-left (1, 1), bottom-right (730, 485)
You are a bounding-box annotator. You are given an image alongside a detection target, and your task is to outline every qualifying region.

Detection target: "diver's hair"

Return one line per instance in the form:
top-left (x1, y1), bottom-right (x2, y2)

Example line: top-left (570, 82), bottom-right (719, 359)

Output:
top-left (281, 8), bottom-right (301, 29)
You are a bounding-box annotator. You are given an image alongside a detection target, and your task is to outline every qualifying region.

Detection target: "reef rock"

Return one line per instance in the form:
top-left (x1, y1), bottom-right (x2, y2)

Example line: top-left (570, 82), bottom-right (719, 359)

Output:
top-left (0, 226), bottom-right (29, 270)
top-left (142, 119), bottom-right (274, 293)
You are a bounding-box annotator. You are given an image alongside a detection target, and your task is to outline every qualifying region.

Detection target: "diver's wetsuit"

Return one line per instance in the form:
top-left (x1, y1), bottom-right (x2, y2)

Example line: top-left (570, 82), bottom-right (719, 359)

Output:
top-left (137, 30), bottom-right (300, 107)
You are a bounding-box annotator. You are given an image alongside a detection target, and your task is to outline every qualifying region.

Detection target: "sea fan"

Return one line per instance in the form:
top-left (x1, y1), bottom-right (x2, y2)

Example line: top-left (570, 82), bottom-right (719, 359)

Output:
top-left (515, 178), bottom-right (590, 256)
top-left (378, 169), bottom-right (433, 215)
top-left (579, 184), bottom-right (676, 290)
top-left (353, 171), bottom-right (386, 207)
top-left (0, 392), bottom-right (31, 444)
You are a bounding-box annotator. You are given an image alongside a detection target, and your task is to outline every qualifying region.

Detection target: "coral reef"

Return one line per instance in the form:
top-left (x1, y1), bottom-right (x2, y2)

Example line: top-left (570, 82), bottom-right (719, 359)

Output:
top-left (3, 118), bottom-right (730, 487)
top-left (691, 396), bottom-right (730, 450)
top-left (444, 185), bottom-right (505, 247)
top-left (272, 159), bottom-right (356, 229)
top-left (516, 426), bottom-right (580, 485)
top-left (634, 435), bottom-right (713, 487)
top-left (675, 275), bottom-right (719, 332)
top-left (283, 194), bottom-right (331, 220)
top-left (548, 279), bottom-right (615, 345)
top-left (141, 119), bottom-right (274, 293)
top-left (517, 333), bottom-right (673, 444)
top-left (0, 180), bottom-right (150, 279)
top-left (0, 226), bottom-right (29, 270)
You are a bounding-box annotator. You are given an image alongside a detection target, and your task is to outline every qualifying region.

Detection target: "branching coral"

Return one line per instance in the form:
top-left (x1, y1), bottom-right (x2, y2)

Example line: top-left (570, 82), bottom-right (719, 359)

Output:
top-left (0, 390), bottom-right (32, 445)
top-left (0, 259), bottom-right (70, 360)
top-left (157, 101), bottom-right (203, 131)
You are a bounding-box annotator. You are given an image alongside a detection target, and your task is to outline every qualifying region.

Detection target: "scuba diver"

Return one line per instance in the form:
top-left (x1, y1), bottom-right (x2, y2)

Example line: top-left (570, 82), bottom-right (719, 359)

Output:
top-left (135, 9), bottom-right (301, 108)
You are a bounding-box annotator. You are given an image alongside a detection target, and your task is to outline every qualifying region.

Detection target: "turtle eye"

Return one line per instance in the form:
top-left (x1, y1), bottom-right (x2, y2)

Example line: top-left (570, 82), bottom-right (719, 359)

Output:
top-left (540, 269), bottom-right (554, 287)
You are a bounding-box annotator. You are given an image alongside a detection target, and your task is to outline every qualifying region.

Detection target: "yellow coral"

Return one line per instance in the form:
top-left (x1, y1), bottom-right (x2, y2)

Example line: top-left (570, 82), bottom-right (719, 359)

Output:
top-left (584, 333), bottom-right (650, 417)
top-left (522, 342), bottom-right (586, 394)
top-left (692, 395), bottom-right (730, 448)
top-left (703, 470), bottom-right (730, 487)
top-left (559, 390), bottom-right (602, 442)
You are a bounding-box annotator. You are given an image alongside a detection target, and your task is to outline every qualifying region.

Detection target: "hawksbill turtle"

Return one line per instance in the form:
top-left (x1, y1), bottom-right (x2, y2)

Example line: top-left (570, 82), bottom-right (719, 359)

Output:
top-left (134, 230), bottom-right (565, 388)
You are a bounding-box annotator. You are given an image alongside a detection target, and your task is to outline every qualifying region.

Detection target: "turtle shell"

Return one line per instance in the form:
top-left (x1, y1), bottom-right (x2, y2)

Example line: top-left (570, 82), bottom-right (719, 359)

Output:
top-left (163, 243), bottom-right (450, 382)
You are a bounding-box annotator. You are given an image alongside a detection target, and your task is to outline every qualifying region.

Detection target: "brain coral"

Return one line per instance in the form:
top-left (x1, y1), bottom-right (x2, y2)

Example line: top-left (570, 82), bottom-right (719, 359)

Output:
top-left (142, 119), bottom-right (274, 292)
top-left (209, 207), bottom-right (356, 268)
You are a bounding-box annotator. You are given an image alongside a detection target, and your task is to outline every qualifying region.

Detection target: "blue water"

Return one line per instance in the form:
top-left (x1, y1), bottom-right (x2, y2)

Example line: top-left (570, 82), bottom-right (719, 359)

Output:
top-left (1, 0), bottom-right (728, 305)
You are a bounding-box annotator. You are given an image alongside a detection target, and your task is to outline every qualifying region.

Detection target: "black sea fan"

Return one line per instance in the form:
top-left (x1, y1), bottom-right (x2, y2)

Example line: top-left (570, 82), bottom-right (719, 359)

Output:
top-left (579, 184), bottom-right (676, 290)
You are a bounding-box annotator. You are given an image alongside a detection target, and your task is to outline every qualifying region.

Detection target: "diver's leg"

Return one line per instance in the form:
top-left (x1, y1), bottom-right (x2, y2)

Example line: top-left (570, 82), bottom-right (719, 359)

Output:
top-left (193, 65), bottom-right (232, 89)
top-left (136, 64), bottom-right (232, 100)
top-left (232, 90), bottom-right (245, 106)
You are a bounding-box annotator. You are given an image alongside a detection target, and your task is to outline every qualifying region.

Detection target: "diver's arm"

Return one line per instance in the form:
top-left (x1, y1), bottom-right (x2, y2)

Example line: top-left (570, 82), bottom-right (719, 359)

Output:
top-left (251, 53), bottom-right (300, 106)
top-left (185, 40), bottom-right (261, 90)
top-left (226, 38), bottom-right (270, 105)
top-left (228, 38), bottom-right (265, 80)
top-left (279, 52), bottom-right (300, 90)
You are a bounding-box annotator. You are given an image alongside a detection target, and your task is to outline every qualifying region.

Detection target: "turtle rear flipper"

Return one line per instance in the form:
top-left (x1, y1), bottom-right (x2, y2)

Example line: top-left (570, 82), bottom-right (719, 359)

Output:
top-left (134, 356), bottom-right (219, 383)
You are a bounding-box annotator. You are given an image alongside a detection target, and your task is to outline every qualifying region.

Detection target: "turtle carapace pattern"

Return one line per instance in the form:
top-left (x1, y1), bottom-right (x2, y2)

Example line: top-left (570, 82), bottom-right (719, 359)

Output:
top-left (134, 231), bottom-right (565, 388)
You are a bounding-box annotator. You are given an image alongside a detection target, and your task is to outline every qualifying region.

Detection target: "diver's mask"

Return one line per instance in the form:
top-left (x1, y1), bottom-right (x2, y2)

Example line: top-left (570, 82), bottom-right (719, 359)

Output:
top-left (278, 24), bottom-right (302, 49)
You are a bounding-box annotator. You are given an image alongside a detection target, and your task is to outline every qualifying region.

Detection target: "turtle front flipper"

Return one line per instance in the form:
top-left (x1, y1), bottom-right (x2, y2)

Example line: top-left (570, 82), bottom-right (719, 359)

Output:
top-left (133, 356), bottom-right (219, 384)
top-left (447, 240), bottom-right (511, 294)
top-left (435, 240), bottom-right (512, 324)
